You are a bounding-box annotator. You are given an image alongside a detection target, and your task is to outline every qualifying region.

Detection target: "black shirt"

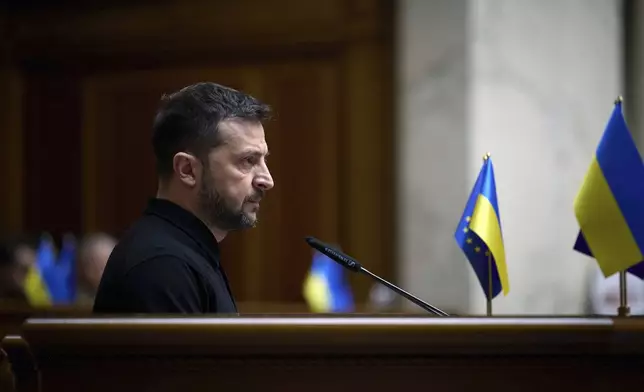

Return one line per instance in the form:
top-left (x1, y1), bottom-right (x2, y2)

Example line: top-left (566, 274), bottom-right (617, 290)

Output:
top-left (93, 198), bottom-right (238, 314)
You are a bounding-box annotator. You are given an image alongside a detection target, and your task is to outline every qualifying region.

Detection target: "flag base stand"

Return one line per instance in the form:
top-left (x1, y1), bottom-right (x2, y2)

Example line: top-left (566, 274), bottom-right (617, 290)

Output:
top-left (618, 270), bottom-right (630, 317)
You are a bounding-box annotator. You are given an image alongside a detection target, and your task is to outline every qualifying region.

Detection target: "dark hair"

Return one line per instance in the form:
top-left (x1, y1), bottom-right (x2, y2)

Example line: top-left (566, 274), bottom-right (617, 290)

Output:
top-left (152, 82), bottom-right (272, 179)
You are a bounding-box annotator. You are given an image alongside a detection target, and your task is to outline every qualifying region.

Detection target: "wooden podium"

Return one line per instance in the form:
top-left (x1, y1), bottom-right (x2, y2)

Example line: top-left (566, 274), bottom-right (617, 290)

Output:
top-left (11, 315), bottom-right (644, 391)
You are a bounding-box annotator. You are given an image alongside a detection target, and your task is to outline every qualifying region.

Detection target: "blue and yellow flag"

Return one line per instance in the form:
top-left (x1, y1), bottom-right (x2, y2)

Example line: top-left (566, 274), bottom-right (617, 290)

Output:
top-left (43, 233), bottom-right (76, 304)
top-left (454, 155), bottom-right (509, 299)
top-left (23, 235), bottom-right (55, 307)
top-left (573, 98), bottom-right (644, 277)
top-left (23, 264), bottom-right (52, 307)
top-left (303, 249), bottom-right (354, 313)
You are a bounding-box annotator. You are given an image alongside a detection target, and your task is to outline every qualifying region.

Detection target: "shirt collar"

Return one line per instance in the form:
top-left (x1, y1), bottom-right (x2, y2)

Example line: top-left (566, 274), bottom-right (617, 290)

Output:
top-left (144, 198), bottom-right (221, 266)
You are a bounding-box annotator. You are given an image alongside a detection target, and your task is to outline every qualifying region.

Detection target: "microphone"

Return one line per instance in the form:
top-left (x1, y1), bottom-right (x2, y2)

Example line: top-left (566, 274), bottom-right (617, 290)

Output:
top-left (305, 236), bottom-right (449, 317)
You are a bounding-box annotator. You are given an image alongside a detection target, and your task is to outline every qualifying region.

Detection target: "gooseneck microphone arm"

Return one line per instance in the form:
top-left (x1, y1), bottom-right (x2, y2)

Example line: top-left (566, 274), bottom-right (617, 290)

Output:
top-left (359, 267), bottom-right (449, 317)
top-left (305, 236), bottom-right (450, 317)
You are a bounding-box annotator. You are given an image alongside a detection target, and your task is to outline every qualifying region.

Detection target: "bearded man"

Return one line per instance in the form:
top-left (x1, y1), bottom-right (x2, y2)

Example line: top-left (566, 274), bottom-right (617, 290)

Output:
top-left (93, 82), bottom-right (274, 314)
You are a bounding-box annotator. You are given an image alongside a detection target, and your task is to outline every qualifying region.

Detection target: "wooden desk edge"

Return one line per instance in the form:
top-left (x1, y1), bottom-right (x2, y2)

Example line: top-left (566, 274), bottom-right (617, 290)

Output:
top-left (18, 316), bottom-right (644, 356)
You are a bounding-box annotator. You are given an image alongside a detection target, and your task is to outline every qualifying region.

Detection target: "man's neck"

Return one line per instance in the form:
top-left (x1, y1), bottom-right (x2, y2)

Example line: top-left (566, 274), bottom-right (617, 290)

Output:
top-left (156, 188), bottom-right (227, 243)
top-left (210, 227), bottom-right (227, 243)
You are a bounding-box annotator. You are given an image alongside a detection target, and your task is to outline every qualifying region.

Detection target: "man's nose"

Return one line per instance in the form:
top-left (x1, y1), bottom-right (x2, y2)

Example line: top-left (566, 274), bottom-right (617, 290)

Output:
top-left (254, 169), bottom-right (274, 191)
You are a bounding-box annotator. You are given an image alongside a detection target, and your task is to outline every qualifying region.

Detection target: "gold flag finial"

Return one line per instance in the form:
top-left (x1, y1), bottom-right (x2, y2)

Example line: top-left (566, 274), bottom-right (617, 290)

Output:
top-left (615, 96), bottom-right (623, 104)
top-left (483, 152), bottom-right (491, 161)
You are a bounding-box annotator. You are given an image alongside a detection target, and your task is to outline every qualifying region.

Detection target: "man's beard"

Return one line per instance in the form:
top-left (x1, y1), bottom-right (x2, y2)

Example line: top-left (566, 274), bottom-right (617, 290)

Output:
top-left (197, 172), bottom-right (259, 231)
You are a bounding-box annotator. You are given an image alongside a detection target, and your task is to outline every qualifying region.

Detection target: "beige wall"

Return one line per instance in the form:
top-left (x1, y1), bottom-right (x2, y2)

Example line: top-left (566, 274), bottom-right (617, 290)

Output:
top-left (397, 0), bottom-right (624, 315)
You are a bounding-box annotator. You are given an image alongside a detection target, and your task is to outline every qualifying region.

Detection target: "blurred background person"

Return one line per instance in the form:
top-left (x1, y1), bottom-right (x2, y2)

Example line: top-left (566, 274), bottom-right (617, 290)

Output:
top-left (75, 233), bottom-right (116, 306)
top-left (0, 237), bottom-right (36, 306)
top-left (0, 243), bottom-right (26, 305)
top-left (8, 237), bottom-right (38, 288)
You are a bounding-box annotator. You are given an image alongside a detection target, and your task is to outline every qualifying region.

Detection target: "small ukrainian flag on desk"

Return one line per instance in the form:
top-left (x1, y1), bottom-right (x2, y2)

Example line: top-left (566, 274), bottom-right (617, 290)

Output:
top-left (574, 97), bottom-right (644, 278)
top-left (303, 249), bottom-right (354, 313)
top-left (454, 154), bottom-right (509, 299)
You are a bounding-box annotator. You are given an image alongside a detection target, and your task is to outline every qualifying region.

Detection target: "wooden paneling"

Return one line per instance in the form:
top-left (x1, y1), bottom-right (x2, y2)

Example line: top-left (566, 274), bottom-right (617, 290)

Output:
top-left (10, 0), bottom-right (383, 62)
top-left (5, 0), bottom-right (395, 304)
top-left (22, 72), bottom-right (82, 236)
top-left (0, 68), bottom-right (23, 237)
top-left (0, 8), bottom-right (24, 237)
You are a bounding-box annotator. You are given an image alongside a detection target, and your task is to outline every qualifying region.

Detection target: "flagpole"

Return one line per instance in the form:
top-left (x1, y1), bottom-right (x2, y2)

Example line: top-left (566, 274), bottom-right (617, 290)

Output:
top-left (483, 152), bottom-right (493, 317)
top-left (618, 270), bottom-right (630, 317)
top-left (614, 95), bottom-right (630, 318)
top-left (487, 252), bottom-right (493, 316)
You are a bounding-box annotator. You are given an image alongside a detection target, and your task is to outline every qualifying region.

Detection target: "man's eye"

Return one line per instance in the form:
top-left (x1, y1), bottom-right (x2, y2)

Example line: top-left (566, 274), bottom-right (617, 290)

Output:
top-left (241, 157), bottom-right (255, 167)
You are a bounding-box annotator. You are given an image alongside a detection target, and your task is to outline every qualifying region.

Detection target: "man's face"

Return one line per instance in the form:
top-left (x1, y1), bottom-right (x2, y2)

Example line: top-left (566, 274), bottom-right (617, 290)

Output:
top-left (197, 118), bottom-right (274, 231)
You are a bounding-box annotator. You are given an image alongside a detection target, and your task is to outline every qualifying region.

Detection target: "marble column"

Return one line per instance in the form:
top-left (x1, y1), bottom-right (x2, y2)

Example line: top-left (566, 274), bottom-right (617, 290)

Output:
top-left (397, 0), bottom-right (623, 315)
top-left (625, 0), bottom-right (644, 148)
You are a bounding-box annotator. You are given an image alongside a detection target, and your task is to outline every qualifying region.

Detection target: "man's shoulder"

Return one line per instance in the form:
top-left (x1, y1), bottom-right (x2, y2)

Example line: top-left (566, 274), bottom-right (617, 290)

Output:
top-left (124, 253), bottom-right (199, 280)
top-left (111, 217), bottom-right (211, 272)
top-left (105, 217), bottom-right (184, 271)
top-left (120, 212), bottom-right (177, 243)
top-left (115, 213), bottom-right (186, 251)
top-left (109, 242), bottom-right (192, 274)
top-left (94, 252), bottom-right (206, 314)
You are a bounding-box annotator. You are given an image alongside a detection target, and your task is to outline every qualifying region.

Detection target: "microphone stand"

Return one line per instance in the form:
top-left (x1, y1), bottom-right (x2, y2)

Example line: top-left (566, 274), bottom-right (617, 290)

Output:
top-left (304, 236), bottom-right (449, 317)
top-left (360, 268), bottom-right (450, 317)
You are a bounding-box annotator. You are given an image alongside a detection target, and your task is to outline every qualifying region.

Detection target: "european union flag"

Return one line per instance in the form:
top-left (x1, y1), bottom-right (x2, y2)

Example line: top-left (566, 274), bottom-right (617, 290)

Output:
top-left (454, 155), bottom-right (509, 299)
top-left (574, 98), bottom-right (644, 278)
top-left (303, 249), bottom-right (354, 313)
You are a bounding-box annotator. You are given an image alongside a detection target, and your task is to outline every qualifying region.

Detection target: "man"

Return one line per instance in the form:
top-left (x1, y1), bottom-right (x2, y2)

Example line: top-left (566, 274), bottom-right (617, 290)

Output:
top-left (93, 82), bottom-right (274, 314)
top-left (75, 232), bottom-right (116, 306)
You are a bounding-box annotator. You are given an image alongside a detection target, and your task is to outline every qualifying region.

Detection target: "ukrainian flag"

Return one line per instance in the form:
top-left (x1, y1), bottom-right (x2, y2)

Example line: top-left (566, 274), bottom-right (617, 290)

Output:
top-left (574, 97), bottom-right (644, 277)
top-left (303, 249), bottom-right (354, 313)
top-left (40, 233), bottom-right (76, 304)
top-left (454, 154), bottom-right (509, 299)
top-left (23, 265), bottom-right (51, 307)
top-left (23, 235), bottom-right (55, 307)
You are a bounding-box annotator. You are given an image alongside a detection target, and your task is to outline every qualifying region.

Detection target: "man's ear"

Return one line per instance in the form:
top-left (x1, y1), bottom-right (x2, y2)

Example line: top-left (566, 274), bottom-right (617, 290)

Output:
top-left (173, 152), bottom-right (200, 188)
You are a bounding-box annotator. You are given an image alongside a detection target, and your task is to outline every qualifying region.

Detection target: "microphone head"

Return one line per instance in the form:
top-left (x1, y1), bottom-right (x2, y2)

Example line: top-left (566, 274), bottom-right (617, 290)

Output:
top-left (304, 236), bottom-right (362, 272)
